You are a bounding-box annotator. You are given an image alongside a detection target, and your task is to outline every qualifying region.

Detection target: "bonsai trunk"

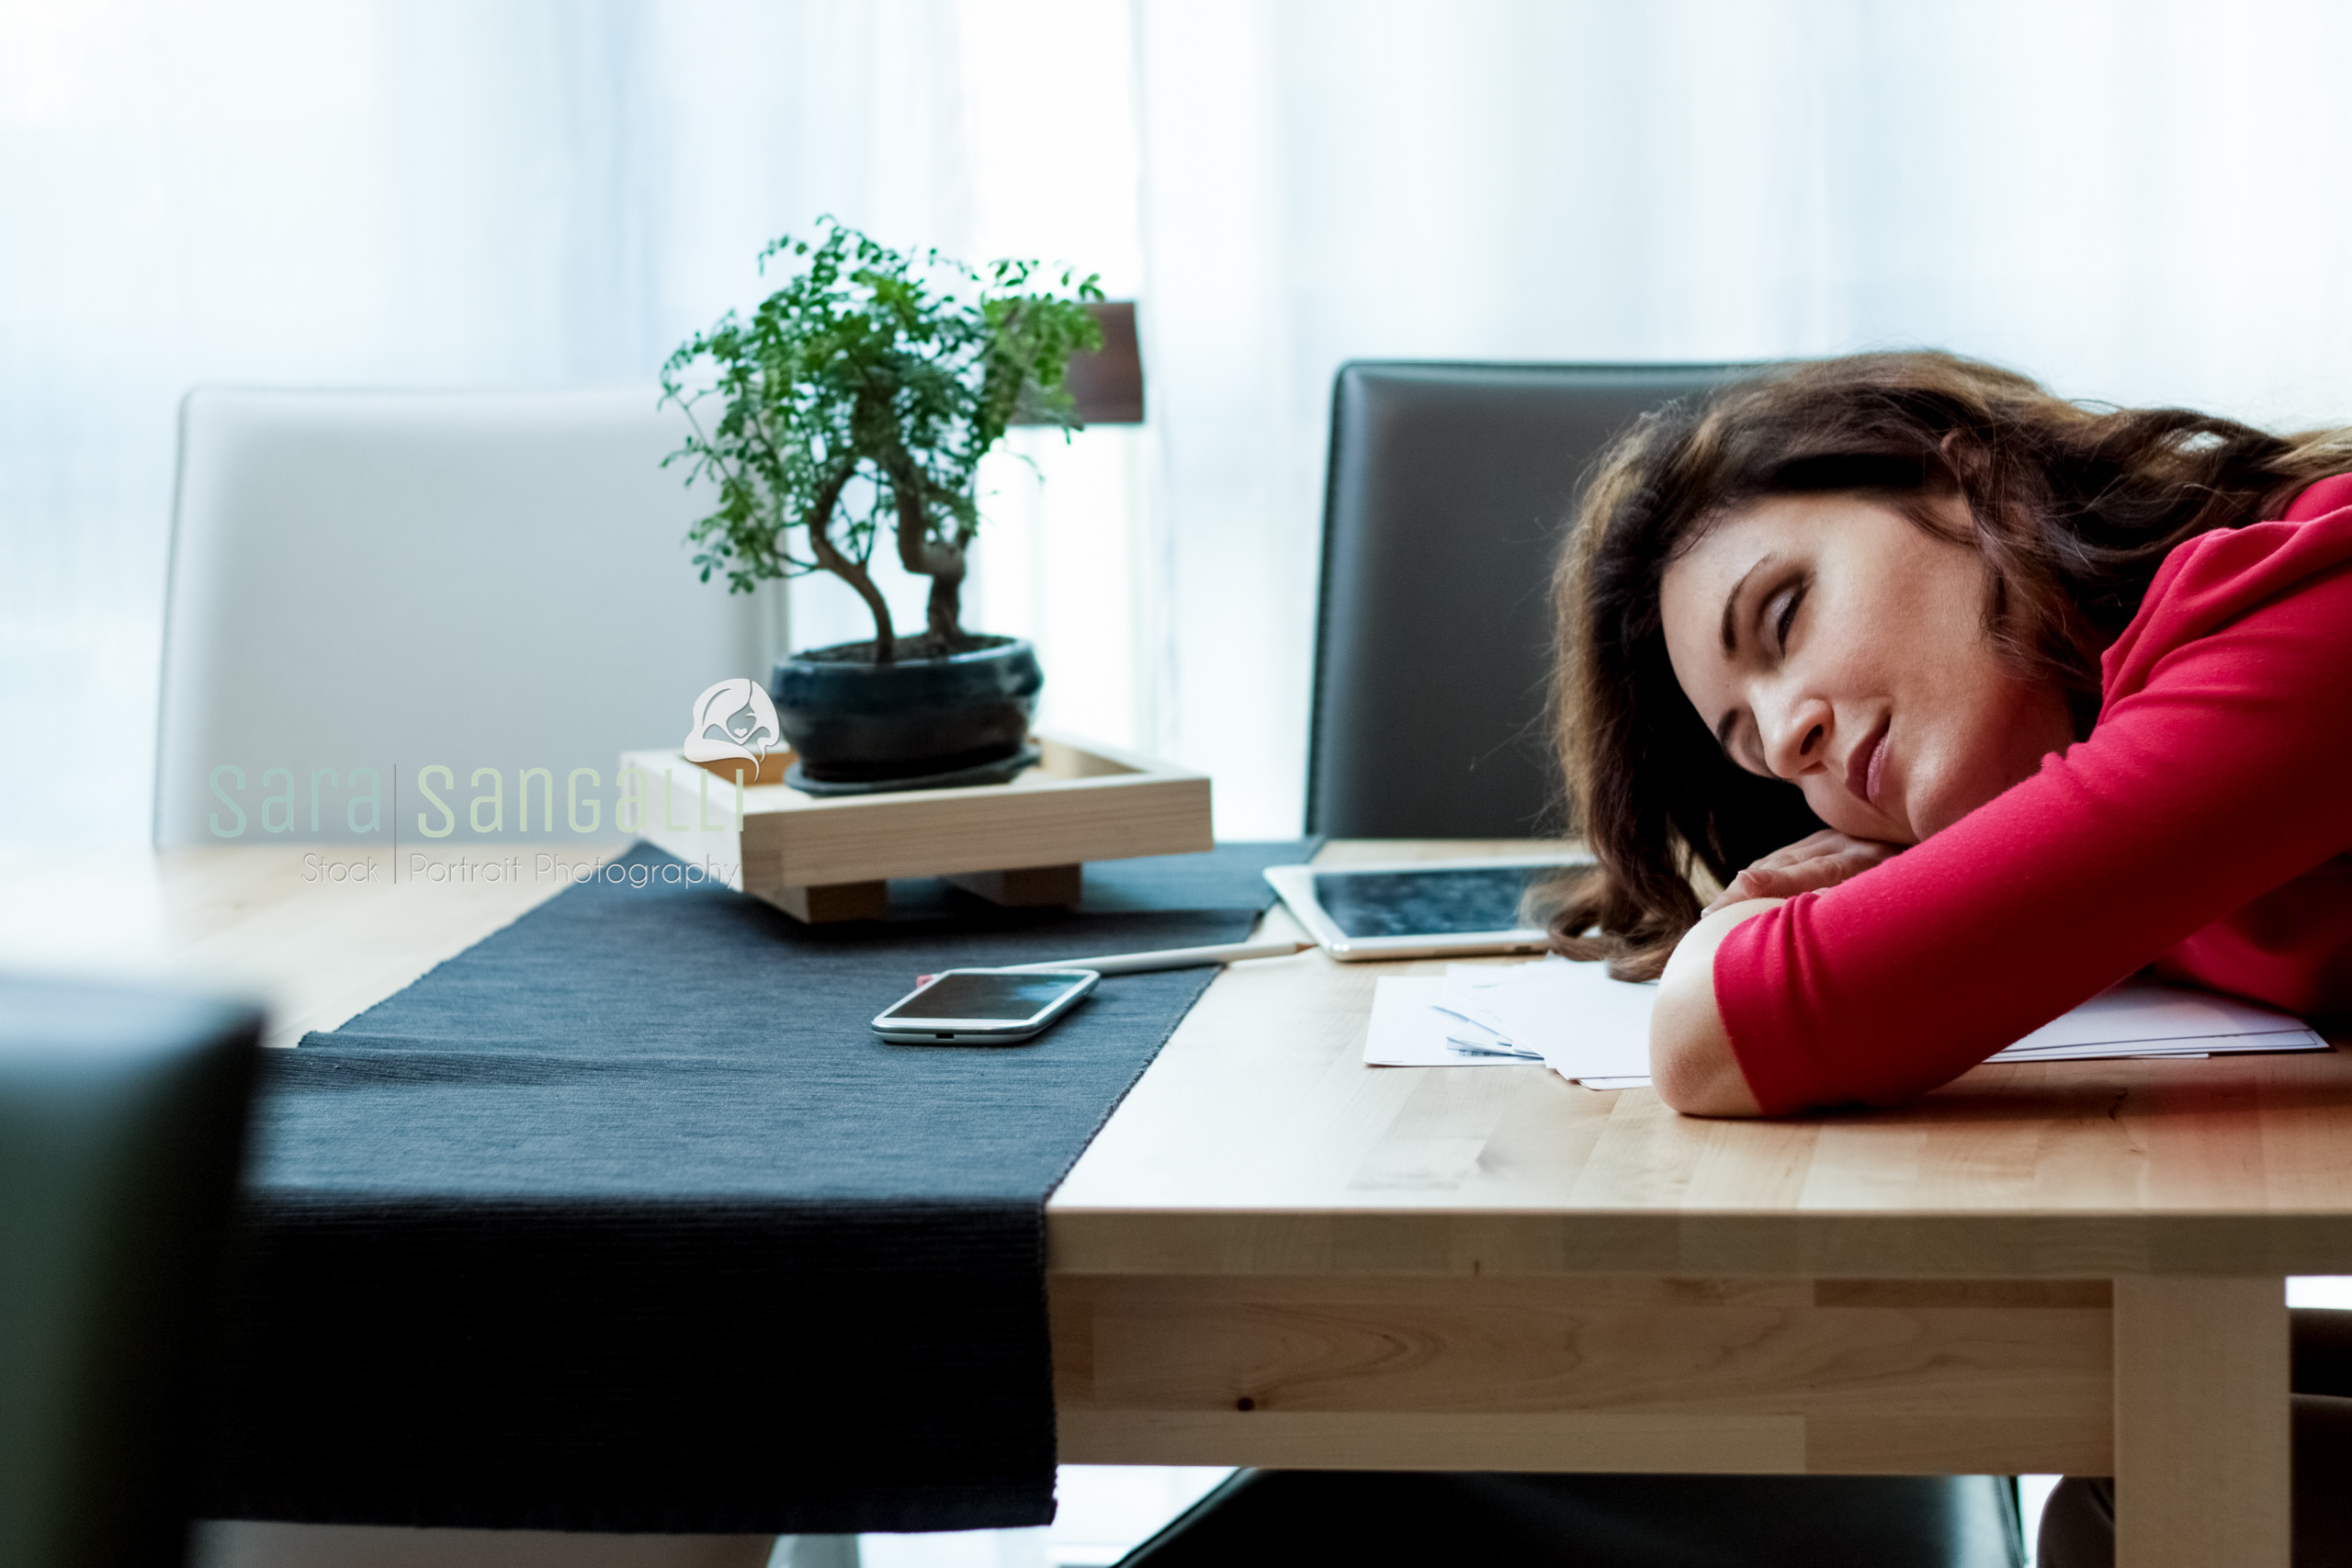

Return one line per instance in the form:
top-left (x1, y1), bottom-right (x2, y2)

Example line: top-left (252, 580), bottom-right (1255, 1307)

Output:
top-left (889, 462), bottom-right (973, 649)
top-left (805, 466), bottom-right (897, 662)
top-left (923, 570), bottom-right (966, 646)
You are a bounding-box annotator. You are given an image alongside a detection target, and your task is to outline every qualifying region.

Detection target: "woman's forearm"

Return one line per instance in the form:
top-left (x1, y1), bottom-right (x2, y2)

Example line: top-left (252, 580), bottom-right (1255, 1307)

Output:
top-left (1650, 897), bottom-right (1783, 1117)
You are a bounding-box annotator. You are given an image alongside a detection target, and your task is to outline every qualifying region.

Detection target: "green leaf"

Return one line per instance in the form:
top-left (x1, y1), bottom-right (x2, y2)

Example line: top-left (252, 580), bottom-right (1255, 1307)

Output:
top-left (662, 217), bottom-right (1114, 643)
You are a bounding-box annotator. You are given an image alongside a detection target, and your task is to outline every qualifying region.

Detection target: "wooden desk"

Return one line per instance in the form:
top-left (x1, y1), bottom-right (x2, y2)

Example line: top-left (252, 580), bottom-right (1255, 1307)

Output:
top-left (1049, 840), bottom-right (2344, 1568)
top-left (10, 839), bottom-right (2337, 1568)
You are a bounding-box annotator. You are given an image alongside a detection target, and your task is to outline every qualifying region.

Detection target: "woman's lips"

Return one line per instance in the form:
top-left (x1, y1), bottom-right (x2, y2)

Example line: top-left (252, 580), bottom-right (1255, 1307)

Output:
top-left (1848, 720), bottom-right (1890, 808)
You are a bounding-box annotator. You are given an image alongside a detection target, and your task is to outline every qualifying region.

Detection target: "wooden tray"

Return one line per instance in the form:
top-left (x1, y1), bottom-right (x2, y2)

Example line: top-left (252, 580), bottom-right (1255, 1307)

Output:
top-left (620, 732), bottom-right (1213, 922)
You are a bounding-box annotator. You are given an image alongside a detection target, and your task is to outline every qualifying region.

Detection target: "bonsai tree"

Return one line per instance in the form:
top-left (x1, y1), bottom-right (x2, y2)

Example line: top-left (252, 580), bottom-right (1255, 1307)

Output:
top-left (661, 219), bottom-right (1105, 662)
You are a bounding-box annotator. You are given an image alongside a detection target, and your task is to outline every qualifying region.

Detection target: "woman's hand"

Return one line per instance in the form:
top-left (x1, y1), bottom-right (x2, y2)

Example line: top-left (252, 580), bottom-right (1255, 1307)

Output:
top-left (1702, 829), bottom-right (1903, 915)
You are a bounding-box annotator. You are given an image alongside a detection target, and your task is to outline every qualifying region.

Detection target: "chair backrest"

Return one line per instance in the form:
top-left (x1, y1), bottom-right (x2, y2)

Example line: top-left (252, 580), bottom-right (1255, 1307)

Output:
top-left (0, 976), bottom-right (261, 1568)
top-left (154, 389), bottom-right (776, 846)
top-left (1307, 362), bottom-right (1746, 839)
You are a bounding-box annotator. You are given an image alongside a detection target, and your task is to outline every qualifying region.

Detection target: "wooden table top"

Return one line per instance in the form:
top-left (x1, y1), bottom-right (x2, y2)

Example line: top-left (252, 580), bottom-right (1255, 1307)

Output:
top-left (1049, 840), bottom-right (2352, 1281)
top-left (0, 842), bottom-right (567, 1052)
top-left (12, 838), bottom-right (2349, 1280)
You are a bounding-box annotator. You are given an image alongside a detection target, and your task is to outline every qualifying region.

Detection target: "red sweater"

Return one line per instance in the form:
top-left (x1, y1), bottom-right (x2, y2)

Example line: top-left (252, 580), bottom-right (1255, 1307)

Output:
top-left (1717, 473), bottom-right (2352, 1113)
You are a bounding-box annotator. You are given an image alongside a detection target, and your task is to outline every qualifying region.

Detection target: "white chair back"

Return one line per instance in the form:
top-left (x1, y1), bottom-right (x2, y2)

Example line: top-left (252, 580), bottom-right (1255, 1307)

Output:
top-left (155, 388), bottom-right (778, 846)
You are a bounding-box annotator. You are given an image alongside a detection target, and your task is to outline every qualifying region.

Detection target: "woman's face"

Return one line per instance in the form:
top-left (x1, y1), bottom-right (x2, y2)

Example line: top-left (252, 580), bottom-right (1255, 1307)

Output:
top-left (1657, 491), bottom-right (2075, 846)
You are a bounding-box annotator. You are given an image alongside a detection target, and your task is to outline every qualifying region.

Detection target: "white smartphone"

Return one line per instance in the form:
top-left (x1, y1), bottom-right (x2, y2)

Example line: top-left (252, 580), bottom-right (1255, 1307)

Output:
top-left (870, 968), bottom-right (1100, 1044)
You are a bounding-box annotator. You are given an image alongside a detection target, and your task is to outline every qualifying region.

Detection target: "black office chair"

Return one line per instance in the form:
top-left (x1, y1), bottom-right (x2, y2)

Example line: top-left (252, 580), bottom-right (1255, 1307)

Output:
top-left (1307, 361), bottom-right (1750, 838)
top-left (0, 976), bottom-right (263, 1568)
top-left (1124, 1470), bottom-right (2022, 1568)
top-left (1129, 362), bottom-right (2024, 1567)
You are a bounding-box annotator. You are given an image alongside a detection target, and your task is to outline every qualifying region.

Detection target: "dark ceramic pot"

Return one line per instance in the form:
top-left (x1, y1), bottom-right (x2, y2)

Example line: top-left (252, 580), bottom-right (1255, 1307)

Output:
top-left (770, 636), bottom-right (1044, 787)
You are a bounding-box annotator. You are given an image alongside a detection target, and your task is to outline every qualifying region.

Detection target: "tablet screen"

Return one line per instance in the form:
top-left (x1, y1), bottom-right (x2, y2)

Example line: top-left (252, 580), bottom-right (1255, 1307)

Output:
top-left (1309, 864), bottom-right (1560, 939)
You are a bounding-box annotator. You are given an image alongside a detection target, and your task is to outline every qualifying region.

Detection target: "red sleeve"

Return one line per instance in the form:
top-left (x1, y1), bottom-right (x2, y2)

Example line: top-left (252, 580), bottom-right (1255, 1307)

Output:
top-left (1715, 489), bottom-right (2352, 1113)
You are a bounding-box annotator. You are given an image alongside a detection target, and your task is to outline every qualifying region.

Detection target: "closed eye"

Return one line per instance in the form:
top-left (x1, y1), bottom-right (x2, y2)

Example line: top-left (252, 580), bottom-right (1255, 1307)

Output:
top-left (1770, 578), bottom-right (1808, 656)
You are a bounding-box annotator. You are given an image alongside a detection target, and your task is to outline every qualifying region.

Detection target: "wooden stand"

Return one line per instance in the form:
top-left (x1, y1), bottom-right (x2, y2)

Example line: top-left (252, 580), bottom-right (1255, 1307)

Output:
top-left (693, 752), bottom-right (790, 787)
top-left (944, 864), bottom-right (1083, 907)
top-left (621, 733), bottom-right (1211, 923)
top-left (768, 881), bottom-right (890, 923)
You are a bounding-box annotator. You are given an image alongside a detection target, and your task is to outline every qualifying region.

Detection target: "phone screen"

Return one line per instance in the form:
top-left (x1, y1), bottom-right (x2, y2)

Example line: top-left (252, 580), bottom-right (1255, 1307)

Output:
top-left (883, 971), bottom-right (1087, 1022)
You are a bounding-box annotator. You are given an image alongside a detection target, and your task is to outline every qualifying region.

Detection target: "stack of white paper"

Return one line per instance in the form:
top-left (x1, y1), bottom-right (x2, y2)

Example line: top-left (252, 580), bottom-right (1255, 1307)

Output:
top-left (1363, 955), bottom-right (2329, 1090)
top-left (1995, 983), bottom-right (2324, 1061)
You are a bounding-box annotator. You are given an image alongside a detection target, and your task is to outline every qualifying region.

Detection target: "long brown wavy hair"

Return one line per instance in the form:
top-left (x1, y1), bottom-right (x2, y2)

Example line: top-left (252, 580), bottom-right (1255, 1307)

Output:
top-left (1540, 350), bottom-right (2352, 980)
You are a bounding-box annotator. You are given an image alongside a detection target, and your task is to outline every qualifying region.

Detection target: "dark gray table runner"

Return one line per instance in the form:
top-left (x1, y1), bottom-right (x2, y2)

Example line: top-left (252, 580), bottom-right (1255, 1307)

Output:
top-left (204, 840), bottom-right (1310, 1535)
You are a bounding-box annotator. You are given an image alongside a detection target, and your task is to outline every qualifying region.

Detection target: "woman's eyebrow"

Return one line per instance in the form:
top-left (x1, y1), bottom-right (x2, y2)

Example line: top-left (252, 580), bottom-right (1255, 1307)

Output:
top-left (1720, 555), bottom-right (1773, 656)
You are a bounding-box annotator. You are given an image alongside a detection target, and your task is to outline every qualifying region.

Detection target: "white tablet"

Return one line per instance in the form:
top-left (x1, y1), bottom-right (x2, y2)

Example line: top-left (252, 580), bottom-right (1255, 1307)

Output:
top-left (1262, 853), bottom-right (1597, 962)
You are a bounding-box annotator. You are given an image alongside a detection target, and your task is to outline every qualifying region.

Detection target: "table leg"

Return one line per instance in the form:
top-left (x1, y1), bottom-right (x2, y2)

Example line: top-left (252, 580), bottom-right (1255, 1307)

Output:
top-left (770, 881), bottom-right (889, 922)
top-left (2112, 1276), bottom-right (2289, 1568)
top-left (945, 864), bottom-right (1082, 907)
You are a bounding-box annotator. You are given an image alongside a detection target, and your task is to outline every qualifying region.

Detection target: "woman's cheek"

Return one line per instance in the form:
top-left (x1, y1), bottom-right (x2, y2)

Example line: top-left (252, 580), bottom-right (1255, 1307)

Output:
top-left (1800, 780), bottom-right (1876, 840)
top-left (1801, 775), bottom-right (1920, 847)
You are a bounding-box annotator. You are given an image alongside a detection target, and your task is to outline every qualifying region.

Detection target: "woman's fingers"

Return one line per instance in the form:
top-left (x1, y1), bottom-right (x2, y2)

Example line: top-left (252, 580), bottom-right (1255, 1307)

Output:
top-left (1704, 866), bottom-right (1794, 912)
top-left (1746, 829), bottom-right (1855, 874)
top-left (1703, 837), bottom-right (1901, 914)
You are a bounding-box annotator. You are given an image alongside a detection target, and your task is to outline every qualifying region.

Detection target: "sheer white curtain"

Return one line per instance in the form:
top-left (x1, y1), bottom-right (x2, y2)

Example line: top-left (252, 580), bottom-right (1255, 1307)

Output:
top-left (10, 0), bottom-right (2352, 843)
top-left (1133, 0), bottom-right (2352, 833)
top-left (0, 0), bottom-right (1144, 845)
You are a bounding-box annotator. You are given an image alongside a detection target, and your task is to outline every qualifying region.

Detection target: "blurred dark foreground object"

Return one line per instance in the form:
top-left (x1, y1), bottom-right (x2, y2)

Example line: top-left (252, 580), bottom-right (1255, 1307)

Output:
top-left (0, 976), bottom-right (263, 1568)
top-left (1119, 1469), bottom-right (2024, 1568)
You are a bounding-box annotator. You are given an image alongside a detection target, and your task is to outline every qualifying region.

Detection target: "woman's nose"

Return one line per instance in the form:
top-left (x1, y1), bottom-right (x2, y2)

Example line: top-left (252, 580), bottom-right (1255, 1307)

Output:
top-left (1759, 693), bottom-right (1831, 780)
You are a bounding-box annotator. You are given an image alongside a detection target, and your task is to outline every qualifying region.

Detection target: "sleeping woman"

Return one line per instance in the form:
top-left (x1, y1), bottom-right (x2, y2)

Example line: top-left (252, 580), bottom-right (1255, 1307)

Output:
top-left (1544, 350), bottom-right (2352, 1563)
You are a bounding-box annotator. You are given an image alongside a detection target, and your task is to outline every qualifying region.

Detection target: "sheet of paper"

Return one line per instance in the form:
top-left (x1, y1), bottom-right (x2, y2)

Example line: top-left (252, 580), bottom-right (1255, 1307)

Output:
top-left (1366, 959), bottom-right (2329, 1088)
top-left (1363, 976), bottom-right (1544, 1066)
top-left (1444, 957), bottom-right (1657, 1080)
